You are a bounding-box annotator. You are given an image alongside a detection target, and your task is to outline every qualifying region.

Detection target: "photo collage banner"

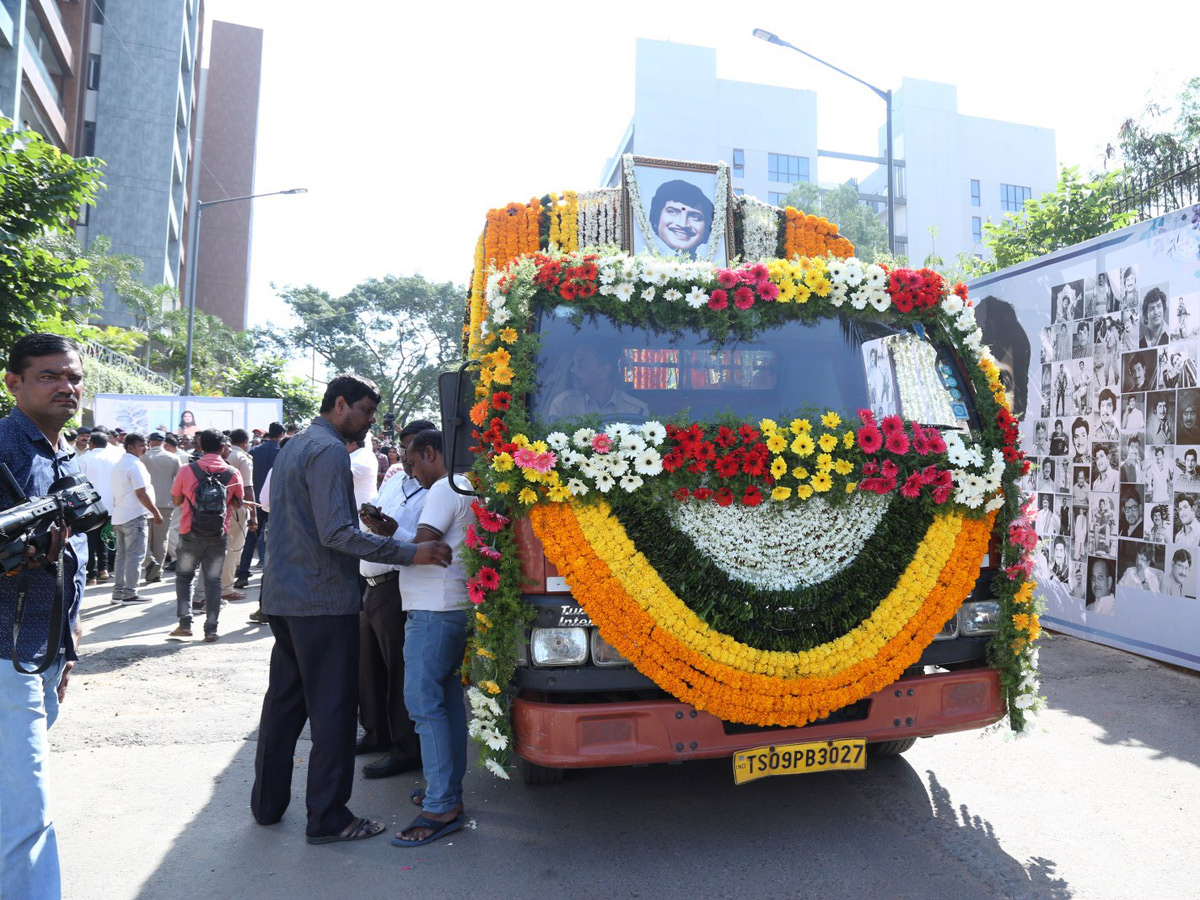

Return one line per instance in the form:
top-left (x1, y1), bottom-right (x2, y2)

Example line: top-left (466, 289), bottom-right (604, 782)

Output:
top-left (970, 205), bottom-right (1200, 671)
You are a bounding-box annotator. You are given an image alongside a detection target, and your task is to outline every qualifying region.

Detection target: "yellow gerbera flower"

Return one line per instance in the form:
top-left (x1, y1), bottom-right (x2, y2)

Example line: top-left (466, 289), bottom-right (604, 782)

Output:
top-left (791, 435), bottom-right (815, 457)
top-left (491, 452), bottom-right (514, 472)
top-left (770, 456), bottom-right (788, 479)
top-left (760, 418), bottom-right (779, 434)
top-left (518, 487), bottom-right (538, 505)
top-left (818, 433), bottom-right (838, 452)
top-left (789, 418), bottom-right (811, 435)
top-left (791, 465), bottom-right (809, 480)
top-left (821, 411), bottom-right (842, 429)
top-left (767, 433), bottom-right (788, 453)
top-left (493, 481), bottom-right (512, 494)
top-left (797, 484), bottom-right (814, 499)
top-left (499, 327), bottom-right (519, 343)
top-left (811, 472), bottom-right (833, 492)
top-left (816, 453), bottom-right (833, 471)
top-left (834, 458), bottom-right (854, 475)
top-left (843, 431), bottom-right (855, 449)
top-left (771, 486), bottom-right (792, 501)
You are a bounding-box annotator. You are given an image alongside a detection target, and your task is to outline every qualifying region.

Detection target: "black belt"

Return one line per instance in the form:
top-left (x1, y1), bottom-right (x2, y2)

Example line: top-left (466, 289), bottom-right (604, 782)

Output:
top-left (364, 571), bottom-right (398, 587)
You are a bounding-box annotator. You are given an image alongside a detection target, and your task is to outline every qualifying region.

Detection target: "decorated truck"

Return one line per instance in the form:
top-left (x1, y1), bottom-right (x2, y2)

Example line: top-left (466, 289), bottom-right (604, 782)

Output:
top-left (442, 156), bottom-right (1041, 785)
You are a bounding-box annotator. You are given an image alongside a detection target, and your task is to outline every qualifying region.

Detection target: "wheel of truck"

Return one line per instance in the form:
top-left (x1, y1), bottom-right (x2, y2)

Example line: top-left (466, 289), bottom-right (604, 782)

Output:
top-left (866, 738), bottom-right (917, 757)
top-left (516, 756), bottom-right (565, 785)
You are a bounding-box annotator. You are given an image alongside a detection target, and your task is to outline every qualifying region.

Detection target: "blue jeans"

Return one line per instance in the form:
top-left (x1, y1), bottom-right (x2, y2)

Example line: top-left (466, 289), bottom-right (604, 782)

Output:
top-left (175, 531), bottom-right (226, 634)
top-left (112, 517), bottom-right (148, 600)
top-left (0, 654), bottom-right (65, 900)
top-left (403, 609), bottom-right (468, 814)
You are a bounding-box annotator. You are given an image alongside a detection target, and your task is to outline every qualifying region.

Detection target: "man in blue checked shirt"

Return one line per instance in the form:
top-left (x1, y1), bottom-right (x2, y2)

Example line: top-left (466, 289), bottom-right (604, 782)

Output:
top-left (0, 334), bottom-right (89, 900)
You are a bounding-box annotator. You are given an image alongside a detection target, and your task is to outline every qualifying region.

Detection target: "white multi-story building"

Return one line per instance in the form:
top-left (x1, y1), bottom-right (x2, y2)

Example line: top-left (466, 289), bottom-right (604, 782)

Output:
top-left (602, 39), bottom-right (1057, 265)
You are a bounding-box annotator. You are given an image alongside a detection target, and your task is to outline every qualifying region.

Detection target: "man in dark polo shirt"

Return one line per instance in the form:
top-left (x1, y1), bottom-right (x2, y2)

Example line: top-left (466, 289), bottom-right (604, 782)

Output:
top-left (235, 421), bottom-right (284, 588)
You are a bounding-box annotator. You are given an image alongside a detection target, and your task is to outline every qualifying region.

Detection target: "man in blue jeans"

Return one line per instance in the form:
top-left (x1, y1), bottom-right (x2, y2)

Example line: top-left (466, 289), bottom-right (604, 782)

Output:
top-left (168, 429), bottom-right (243, 642)
top-left (0, 334), bottom-right (89, 899)
top-left (389, 429), bottom-right (473, 847)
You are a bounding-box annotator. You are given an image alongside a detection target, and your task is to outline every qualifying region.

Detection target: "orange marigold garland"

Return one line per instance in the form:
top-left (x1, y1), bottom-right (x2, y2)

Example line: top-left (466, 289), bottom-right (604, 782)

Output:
top-left (784, 207), bottom-right (855, 259)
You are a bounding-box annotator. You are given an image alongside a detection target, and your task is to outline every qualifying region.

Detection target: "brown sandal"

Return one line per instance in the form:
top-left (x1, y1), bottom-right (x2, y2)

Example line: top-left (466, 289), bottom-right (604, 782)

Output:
top-left (306, 816), bottom-right (386, 845)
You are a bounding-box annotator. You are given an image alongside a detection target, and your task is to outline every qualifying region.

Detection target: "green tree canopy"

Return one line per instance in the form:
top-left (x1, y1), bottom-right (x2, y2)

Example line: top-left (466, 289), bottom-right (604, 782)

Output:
top-left (0, 118), bottom-right (104, 347)
top-left (266, 274), bottom-right (465, 422)
top-left (965, 166), bottom-right (1135, 276)
top-left (781, 181), bottom-right (888, 262)
top-left (225, 357), bottom-right (319, 424)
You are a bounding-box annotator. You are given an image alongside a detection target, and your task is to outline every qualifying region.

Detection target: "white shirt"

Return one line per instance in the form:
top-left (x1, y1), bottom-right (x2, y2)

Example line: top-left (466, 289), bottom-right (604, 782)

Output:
top-left (361, 474), bottom-right (427, 578)
top-left (78, 444), bottom-right (120, 511)
top-left (398, 474), bottom-right (472, 612)
top-left (348, 445), bottom-right (378, 509)
top-left (110, 452), bottom-right (155, 526)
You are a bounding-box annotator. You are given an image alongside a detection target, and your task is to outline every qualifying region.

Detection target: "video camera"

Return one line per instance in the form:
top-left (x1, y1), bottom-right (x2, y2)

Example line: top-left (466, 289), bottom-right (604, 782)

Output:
top-left (0, 464), bottom-right (107, 574)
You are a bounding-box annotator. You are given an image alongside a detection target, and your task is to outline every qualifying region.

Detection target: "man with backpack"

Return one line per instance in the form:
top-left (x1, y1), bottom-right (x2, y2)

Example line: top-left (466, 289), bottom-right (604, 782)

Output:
top-left (168, 429), bottom-right (244, 642)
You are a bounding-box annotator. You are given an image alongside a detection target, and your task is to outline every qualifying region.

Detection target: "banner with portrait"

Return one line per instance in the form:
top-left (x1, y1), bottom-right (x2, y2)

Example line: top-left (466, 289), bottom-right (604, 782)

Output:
top-left (969, 205), bottom-right (1200, 671)
top-left (92, 394), bottom-right (284, 438)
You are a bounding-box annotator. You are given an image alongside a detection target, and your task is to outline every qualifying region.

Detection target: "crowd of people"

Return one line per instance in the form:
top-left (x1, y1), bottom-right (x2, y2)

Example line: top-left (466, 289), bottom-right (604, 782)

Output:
top-left (1, 335), bottom-right (474, 898)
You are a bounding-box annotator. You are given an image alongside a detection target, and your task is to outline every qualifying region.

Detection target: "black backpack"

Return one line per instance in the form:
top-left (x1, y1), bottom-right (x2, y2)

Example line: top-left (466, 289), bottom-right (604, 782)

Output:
top-left (188, 462), bottom-right (233, 537)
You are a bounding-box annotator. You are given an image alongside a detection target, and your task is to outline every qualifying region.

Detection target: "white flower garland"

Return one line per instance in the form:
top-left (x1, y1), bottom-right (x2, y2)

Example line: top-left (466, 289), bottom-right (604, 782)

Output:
top-left (741, 196), bottom-right (780, 261)
top-left (668, 494), bottom-right (892, 590)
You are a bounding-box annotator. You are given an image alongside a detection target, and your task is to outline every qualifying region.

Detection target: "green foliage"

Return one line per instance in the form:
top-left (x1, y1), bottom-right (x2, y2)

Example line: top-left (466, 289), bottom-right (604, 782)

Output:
top-left (151, 308), bottom-right (254, 394)
top-left (782, 181), bottom-right (889, 262)
top-left (0, 119), bottom-right (104, 347)
top-left (225, 357), bottom-right (319, 423)
top-left (1118, 77), bottom-right (1200, 178)
top-left (965, 166), bottom-right (1135, 277)
top-left (266, 274), bottom-right (466, 421)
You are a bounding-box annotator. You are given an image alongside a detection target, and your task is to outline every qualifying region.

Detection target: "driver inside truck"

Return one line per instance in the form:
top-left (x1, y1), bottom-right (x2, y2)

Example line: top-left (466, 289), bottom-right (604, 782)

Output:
top-left (544, 345), bottom-right (649, 423)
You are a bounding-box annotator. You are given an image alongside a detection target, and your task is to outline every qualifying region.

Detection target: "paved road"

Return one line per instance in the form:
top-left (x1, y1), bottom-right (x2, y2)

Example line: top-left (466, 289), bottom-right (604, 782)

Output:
top-left (51, 574), bottom-right (1199, 900)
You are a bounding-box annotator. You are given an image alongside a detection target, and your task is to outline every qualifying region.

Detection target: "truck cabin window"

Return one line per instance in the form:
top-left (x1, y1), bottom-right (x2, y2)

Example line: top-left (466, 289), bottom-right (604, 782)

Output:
top-left (531, 308), bottom-right (967, 428)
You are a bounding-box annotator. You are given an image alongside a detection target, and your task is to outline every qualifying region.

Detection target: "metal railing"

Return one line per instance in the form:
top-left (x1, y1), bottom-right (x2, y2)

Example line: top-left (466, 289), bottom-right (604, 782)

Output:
top-left (80, 340), bottom-right (180, 394)
top-left (1111, 149), bottom-right (1200, 222)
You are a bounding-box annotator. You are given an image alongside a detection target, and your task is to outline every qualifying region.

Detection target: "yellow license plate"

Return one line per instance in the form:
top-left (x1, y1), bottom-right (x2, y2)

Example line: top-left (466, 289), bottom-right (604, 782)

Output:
top-left (733, 739), bottom-right (866, 784)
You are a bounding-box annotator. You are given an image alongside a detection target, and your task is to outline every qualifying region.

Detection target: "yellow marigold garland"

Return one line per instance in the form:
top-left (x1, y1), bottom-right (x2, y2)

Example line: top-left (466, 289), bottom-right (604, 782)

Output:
top-left (783, 208), bottom-right (855, 259)
top-left (530, 502), bottom-right (994, 727)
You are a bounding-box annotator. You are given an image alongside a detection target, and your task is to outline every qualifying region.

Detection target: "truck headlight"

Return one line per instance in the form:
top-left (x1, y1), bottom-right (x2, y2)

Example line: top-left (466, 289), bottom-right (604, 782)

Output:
top-left (530, 627), bottom-right (588, 667)
top-left (959, 601), bottom-right (1001, 635)
top-left (590, 629), bottom-right (630, 666)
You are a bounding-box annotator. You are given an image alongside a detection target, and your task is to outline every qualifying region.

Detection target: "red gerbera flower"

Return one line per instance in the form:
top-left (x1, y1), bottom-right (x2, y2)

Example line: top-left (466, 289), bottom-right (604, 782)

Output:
top-left (714, 487), bottom-right (734, 507)
top-left (693, 487), bottom-right (714, 500)
top-left (742, 485), bottom-right (764, 506)
top-left (468, 580), bottom-right (486, 605)
top-left (491, 391), bottom-right (511, 411)
top-left (716, 269), bottom-right (740, 288)
top-left (477, 566), bottom-right (500, 591)
top-left (856, 425), bottom-right (883, 454)
top-left (708, 289), bottom-right (729, 310)
top-left (899, 473), bottom-right (923, 499)
top-left (673, 487), bottom-right (691, 501)
top-left (884, 430), bottom-right (911, 455)
top-left (733, 286), bottom-right (755, 310)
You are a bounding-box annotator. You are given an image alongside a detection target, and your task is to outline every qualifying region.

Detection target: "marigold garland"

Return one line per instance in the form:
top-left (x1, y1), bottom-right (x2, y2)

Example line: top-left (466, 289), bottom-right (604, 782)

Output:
top-left (529, 502), bottom-right (994, 727)
top-left (784, 208), bottom-right (855, 259)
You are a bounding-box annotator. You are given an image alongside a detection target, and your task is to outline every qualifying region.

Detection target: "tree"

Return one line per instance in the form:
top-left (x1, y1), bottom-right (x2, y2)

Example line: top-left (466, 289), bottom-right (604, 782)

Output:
top-left (0, 118), bottom-right (104, 348)
top-left (782, 182), bottom-right (889, 262)
top-left (1118, 78), bottom-right (1200, 174)
top-left (151, 308), bottom-right (255, 394)
top-left (268, 274), bottom-right (466, 422)
top-left (965, 166), bottom-right (1135, 276)
top-left (225, 357), bottom-right (319, 423)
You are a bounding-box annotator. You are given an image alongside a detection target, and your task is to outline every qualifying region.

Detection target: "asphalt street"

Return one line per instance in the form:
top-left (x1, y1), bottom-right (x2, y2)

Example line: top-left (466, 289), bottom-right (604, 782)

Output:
top-left (49, 572), bottom-right (1199, 900)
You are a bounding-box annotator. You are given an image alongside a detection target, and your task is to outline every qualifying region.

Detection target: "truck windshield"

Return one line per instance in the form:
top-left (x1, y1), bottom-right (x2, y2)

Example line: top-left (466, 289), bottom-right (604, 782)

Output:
top-left (531, 308), bottom-right (969, 428)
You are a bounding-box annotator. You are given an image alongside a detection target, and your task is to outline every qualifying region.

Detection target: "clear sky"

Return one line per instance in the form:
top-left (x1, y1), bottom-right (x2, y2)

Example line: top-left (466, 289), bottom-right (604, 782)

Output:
top-left (203, 0), bottom-right (1196, 333)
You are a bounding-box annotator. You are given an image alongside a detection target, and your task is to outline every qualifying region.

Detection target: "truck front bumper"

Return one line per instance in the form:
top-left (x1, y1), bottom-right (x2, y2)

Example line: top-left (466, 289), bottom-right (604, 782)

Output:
top-left (513, 667), bottom-right (1004, 768)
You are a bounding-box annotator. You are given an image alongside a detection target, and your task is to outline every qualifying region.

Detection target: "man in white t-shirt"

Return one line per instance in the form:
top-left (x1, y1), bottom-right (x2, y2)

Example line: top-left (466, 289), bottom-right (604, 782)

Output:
top-left (78, 430), bottom-right (120, 583)
top-left (390, 429), bottom-right (472, 848)
top-left (109, 433), bottom-right (164, 604)
top-left (348, 433), bottom-right (380, 508)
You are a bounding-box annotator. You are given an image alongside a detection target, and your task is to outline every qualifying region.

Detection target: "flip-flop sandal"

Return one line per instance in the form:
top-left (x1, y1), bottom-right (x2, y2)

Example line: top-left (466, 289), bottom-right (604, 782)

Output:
top-left (306, 816), bottom-right (386, 845)
top-left (391, 814), bottom-right (464, 848)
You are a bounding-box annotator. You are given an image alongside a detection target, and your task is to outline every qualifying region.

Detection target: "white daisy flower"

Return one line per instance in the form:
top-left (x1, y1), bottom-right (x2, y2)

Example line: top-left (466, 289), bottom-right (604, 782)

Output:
top-left (641, 421), bottom-right (667, 445)
top-left (491, 307), bottom-right (511, 324)
top-left (634, 448), bottom-right (663, 475)
top-left (620, 435), bottom-right (646, 457)
top-left (685, 286), bottom-right (709, 308)
top-left (546, 432), bottom-right (569, 451)
top-left (620, 474), bottom-right (644, 491)
top-left (567, 478), bottom-right (589, 497)
top-left (483, 757), bottom-right (511, 779)
top-left (594, 472), bottom-right (615, 493)
top-left (615, 282), bottom-right (635, 302)
top-left (572, 428), bottom-right (596, 449)
top-left (663, 288), bottom-right (683, 302)
top-left (641, 287), bottom-right (656, 301)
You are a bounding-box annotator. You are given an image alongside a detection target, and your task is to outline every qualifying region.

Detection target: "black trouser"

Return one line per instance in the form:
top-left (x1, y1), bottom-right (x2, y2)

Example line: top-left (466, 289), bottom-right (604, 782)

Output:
top-left (358, 577), bottom-right (420, 761)
top-left (86, 514), bottom-right (114, 576)
top-left (235, 509), bottom-right (268, 579)
top-left (251, 614), bottom-right (359, 837)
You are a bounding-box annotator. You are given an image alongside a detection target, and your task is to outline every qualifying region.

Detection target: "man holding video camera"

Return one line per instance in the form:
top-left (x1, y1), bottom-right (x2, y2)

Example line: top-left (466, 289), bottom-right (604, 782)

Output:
top-left (0, 333), bottom-right (89, 899)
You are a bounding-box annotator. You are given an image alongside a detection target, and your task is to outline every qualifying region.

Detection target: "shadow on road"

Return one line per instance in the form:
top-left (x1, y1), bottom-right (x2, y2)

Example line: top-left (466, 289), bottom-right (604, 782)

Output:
top-left (124, 740), bottom-right (1070, 900)
top-left (1039, 631), bottom-right (1200, 768)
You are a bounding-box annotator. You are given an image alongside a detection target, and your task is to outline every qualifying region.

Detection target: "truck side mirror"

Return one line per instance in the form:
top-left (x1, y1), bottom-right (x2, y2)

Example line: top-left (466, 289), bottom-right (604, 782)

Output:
top-left (439, 362), bottom-right (481, 496)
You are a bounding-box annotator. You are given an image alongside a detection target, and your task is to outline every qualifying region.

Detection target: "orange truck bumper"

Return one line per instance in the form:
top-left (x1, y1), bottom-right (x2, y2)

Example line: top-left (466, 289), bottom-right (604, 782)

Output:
top-left (513, 667), bottom-right (1004, 768)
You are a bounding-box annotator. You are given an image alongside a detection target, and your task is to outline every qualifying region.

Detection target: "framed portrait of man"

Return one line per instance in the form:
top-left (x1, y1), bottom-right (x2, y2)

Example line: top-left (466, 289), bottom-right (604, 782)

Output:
top-left (622, 156), bottom-right (732, 265)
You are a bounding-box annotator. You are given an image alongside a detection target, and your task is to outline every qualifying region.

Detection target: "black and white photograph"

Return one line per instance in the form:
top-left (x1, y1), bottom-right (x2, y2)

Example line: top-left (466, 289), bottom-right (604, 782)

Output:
top-left (1170, 292), bottom-right (1200, 340)
top-left (1164, 544), bottom-right (1198, 598)
top-left (861, 338), bottom-right (897, 419)
top-left (1139, 285), bottom-right (1170, 348)
top-left (1147, 501), bottom-right (1173, 544)
top-left (1146, 391), bottom-right (1176, 446)
top-left (1173, 491), bottom-right (1200, 544)
top-left (1051, 280), bottom-right (1084, 323)
top-left (1090, 492), bottom-right (1118, 558)
top-left (1177, 387), bottom-right (1200, 442)
top-left (1118, 265), bottom-right (1140, 311)
top-left (1117, 539), bottom-right (1165, 591)
top-left (1119, 485), bottom-right (1146, 538)
top-left (1158, 341), bottom-right (1197, 388)
top-left (1122, 348), bottom-right (1156, 393)
top-left (1086, 555), bottom-right (1117, 614)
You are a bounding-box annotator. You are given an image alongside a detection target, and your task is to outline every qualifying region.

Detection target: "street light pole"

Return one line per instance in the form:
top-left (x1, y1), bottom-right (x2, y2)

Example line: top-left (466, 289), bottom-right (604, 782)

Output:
top-left (752, 29), bottom-right (895, 255)
top-left (182, 187), bottom-right (308, 396)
